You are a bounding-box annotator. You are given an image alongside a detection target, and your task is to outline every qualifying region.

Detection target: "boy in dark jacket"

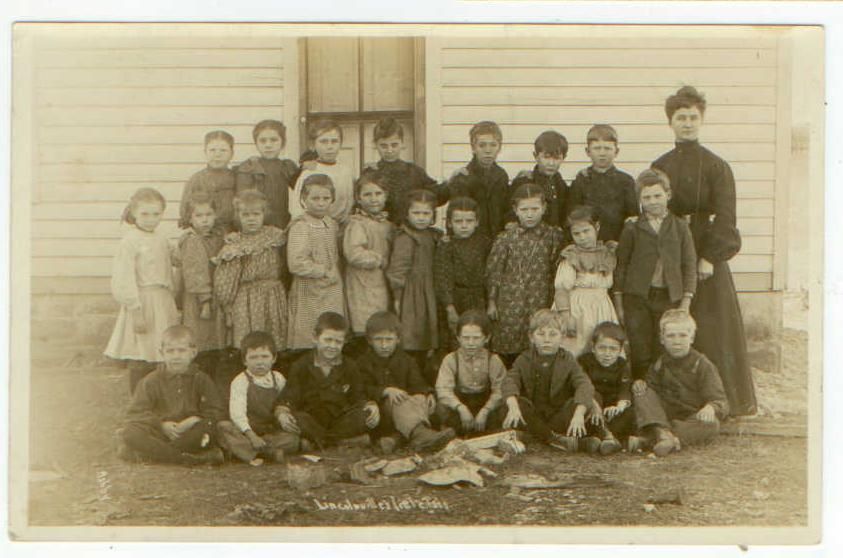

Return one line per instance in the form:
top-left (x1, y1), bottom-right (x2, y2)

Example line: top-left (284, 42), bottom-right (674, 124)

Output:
top-left (568, 124), bottom-right (638, 243)
top-left (356, 312), bottom-right (456, 453)
top-left (501, 309), bottom-right (602, 453)
top-left (445, 121), bottom-right (510, 238)
top-left (120, 325), bottom-right (226, 465)
top-left (275, 312), bottom-right (380, 449)
top-left (613, 169), bottom-right (697, 379)
top-left (509, 130), bottom-right (569, 228)
top-left (632, 310), bottom-right (729, 456)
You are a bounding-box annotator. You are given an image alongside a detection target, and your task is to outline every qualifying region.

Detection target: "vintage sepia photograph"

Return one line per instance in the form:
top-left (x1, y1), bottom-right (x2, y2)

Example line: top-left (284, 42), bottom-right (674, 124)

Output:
top-left (8, 21), bottom-right (824, 544)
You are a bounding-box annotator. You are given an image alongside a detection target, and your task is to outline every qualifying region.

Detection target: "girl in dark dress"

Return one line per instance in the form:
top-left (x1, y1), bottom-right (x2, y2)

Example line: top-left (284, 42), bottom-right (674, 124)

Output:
top-left (651, 86), bottom-right (757, 416)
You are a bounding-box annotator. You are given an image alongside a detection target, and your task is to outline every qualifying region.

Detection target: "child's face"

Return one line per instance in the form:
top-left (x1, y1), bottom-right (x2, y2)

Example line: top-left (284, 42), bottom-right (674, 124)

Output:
top-left (302, 185), bottom-right (334, 219)
top-left (471, 134), bottom-right (501, 168)
top-left (585, 140), bottom-right (618, 170)
top-left (514, 197), bottom-right (545, 229)
top-left (407, 201), bottom-right (434, 230)
top-left (570, 220), bottom-right (599, 249)
top-left (238, 204), bottom-right (265, 234)
top-left (534, 151), bottom-right (563, 176)
top-left (313, 129), bottom-right (342, 163)
top-left (160, 338), bottom-right (197, 374)
top-left (670, 106), bottom-right (703, 142)
top-left (205, 139), bottom-right (234, 170)
top-left (531, 325), bottom-right (564, 356)
top-left (244, 346), bottom-right (275, 377)
top-left (593, 335), bottom-right (623, 368)
top-left (357, 182), bottom-right (387, 215)
top-left (133, 201), bottom-right (164, 232)
top-left (314, 328), bottom-right (346, 361)
top-left (639, 184), bottom-right (670, 218)
top-left (375, 134), bottom-right (403, 163)
top-left (255, 129), bottom-right (283, 160)
top-left (661, 322), bottom-right (695, 358)
top-left (369, 330), bottom-right (400, 359)
top-left (457, 324), bottom-right (488, 356)
top-left (190, 203), bottom-right (216, 235)
top-left (450, 209), bottom-right (478, 239)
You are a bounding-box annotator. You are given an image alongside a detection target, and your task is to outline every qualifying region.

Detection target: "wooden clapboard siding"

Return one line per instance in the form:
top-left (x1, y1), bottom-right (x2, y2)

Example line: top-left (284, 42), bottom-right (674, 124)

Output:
top-left (31, 33), bottom-right (295, 289)
top-left (428, 32), bottom-right (783, 292)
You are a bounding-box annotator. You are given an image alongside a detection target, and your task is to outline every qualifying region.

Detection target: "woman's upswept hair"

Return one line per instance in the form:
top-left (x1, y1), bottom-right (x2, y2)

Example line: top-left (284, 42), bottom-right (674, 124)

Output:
top-left (664, 86), bottom-right (707, 122)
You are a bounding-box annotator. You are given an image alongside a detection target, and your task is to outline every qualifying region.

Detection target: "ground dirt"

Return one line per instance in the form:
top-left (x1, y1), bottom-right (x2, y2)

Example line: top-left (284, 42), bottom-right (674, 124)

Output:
top-left (26, 329), bottom-right (810, 528)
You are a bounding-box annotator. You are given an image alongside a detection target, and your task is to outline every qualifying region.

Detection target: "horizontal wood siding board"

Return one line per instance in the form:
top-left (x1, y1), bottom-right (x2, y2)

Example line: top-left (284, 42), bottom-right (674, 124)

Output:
top-left (32, 276), bottom-right (111, 295)
top-left (38, 87), bottom-right (284, 107)
top-left (35, 33), bottom-right (294, 50)
top-left (33, 221), bottom-right (182, 240)
top-left (440, 105), bottom-right (776, 124)
top-left (39, 48), bottom-right (284, 69)
top-left (36, 67), bottom-right (283, 88)
top-left (732, 272), bottom-right (773, 292)
top-left (441, 67), bottom-right (776, 86)
top-left (440, 36), bottom-right (778, 50)
top-left (38, 125), bottom-right (260, 145)
top-left (440, 87), bottom-right (775, 106)
top-left (44, 144), bottom-right (275, 165)
top-left (37, 105), bottom-right (285, 127)
top-left (36, 182), bottom-right (187, 202)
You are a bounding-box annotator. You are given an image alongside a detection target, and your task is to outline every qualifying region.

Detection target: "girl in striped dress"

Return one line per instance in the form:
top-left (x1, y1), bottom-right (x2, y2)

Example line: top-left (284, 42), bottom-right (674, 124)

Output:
top-left (286, 174), bottom-right (346, 350)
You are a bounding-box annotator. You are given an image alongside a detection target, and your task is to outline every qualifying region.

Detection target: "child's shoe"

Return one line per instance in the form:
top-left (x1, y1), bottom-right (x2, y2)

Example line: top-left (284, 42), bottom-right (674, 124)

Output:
top-left (409, 426), bottom-right (456, 453)
top-left (548, 433), bottom-right (578, 452)
top-left (378, 435), bottom-right (399, 455)
top-left (652, 428), bottom-right (678, 457)
top-left (194, 447), bottom-right (225, 465)
top-left (599, 436), bottom-right (622, 455)
top-left (580, 436), bottom-right (602, 454)
top-left (337, 434), bottom-right (372, 449)
top-left (626, 435), bottom-right (643, 453)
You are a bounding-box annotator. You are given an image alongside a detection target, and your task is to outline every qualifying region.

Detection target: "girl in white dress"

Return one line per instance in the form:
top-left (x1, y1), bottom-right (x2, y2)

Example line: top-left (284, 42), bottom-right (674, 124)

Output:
top-left (553, 205), bottom-right (619, 357)
top-left (104, 188), bottom-right (179, 393)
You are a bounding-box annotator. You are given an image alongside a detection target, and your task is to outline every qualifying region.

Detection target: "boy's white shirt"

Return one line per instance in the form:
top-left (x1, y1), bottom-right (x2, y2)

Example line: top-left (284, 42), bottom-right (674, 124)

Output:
top-left (228, 370), bottom-right (287, 433)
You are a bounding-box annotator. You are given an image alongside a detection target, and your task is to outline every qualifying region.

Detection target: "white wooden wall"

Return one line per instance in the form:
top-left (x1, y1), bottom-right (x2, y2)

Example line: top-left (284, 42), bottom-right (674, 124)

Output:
top-left (30, 31), bottom-right (299, 294)
top-left (425, 31), bottom-right (783, 292)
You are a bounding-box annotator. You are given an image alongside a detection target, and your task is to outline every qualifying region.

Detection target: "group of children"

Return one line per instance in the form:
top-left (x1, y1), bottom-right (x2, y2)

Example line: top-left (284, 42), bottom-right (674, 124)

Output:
top-left (108, 115), bottom-right (729, 466)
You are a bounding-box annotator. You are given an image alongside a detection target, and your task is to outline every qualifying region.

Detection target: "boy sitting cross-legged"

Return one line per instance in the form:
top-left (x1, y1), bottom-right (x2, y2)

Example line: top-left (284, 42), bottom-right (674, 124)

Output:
top-left (275, 312), bottom-right (380, 449)
top-left (356, 311), bottom-right (456, 454)
top-left (632, 309), bottom-right (729, 456)
top-left (120, 325), bottom-right (226, 465)
top-left (501, 309), bottom-right (606, 453)
top-left (217, 331), bottom-right (301, 465)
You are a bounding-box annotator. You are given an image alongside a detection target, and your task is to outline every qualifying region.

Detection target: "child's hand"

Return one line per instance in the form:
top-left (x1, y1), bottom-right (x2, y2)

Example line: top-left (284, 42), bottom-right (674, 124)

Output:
top-left (446, 305), bottom-right (459, 334)
top-left (486, 301), bottom-right (498, 321)
top-left (448, 166), bottom-right (469, 181)
top-left (246, 430), bottom-right (267, 450)
top-left (426, 394), bottom-right (437, 415)
top-left (364, 401), bottom-right (380, 429)
top-left (559, 311), bottom-right (576, 337)
top-left (176, 416), bottom-right (202, 433)
top-left (277, 410), bottom-right (300, 434)
top-left (613, 296), bottom-right (625, 326)
top-left (678, 296), bottom-right (692, 313)
top-left (632, 379), bottom-right (647, 397)
top-left (696, 404), bottom-right (717, 423)
top-left (589, 399), bottom-right (604, 426)
top-left (301, 159), bottom-right (318, 171)
top-left (132, 308), bottom-right (147, 334)
top-left (200, 302), bottom-right (212, 320)
top-left (604, 400), bottom-right (629, 421)
top-left (363, 161), bottom-right (378, 172)
top-left (474, 408), bottom-right (490, 432)
top-left (457, 405), bottom-right (475, 432)
top-left (383, 387), bottom-right (409, 406)
top-left (697, 258), bottom-right (714, 282)
top-left (566, 405), bottom-right (587, 438)
top-left (161, 421), bottom-right (180, 441)
top-left (394, 300), bottom-right (402, 316)
top-left (503, 397), bottom-right (525, 429)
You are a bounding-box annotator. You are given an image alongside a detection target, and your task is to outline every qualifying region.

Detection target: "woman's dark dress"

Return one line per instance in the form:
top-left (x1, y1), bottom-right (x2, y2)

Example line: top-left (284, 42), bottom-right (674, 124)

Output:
top-left (652, 140), bottom-right (757, 416)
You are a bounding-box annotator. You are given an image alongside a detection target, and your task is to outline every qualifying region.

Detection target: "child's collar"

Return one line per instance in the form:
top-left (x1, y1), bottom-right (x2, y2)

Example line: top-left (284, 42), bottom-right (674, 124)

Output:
top-left (314, 351), bottom-right (343, 370)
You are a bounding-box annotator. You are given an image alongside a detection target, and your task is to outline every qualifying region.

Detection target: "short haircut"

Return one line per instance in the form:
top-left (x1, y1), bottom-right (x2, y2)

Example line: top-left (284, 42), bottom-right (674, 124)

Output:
top-left (404, 189), bottom-right (437, 219)
top-left (457, 309), bottom-right (492, 337)
top-left (234, 189), bottom-right (268, 214)
top-left (365, 311), bottom-right (402, 338)
top-left (659, 309), bottom-right (697, 336)
top-left (301, 173), bottom-right (336, 204)
top-left (308, 119), bottom-right (343, 143)
top-left (469, 121), bottom-right (503, 144)
top-left (636, 168), bottom-right (671, 197)
top-left (664, 86), bottom-right (707, 122)
top-left (122, 187), bottom-right (166, 224)
top-left (161, 325), bottom-right (196, 348)
top-left (315, 311), bottom-right (348, 336)
top-left (354, 171), bottom-right (387, 201)
top-left (240, 330), bottom-right (277, 356)
top-left (591, 321), bottom-right (627, 346)
top-left (586, 124), bottom-right (619, 145)
top-left (204, 130), bottom-right (235, 149)
top-left (510, 182), bottom-right (546, 208)
top-left (529, 309), bottom-right (563, 334)
top-left (180, 190), bottom-right (218, 229)
top-left (534, 130), bottom-right (568, 158)
top-left (446, 196), bottom-right (479, 222)
top-left (252, 120), bottom-right (287, 145)
top-left (373, 117), bottom-right (404, 141)
top-left (566, 204), bottom-right (600, 229)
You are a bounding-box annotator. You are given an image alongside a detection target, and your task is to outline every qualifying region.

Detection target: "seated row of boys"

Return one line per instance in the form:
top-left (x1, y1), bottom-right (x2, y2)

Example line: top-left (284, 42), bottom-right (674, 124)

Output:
top-left (121, 306), bottom-right (728, 466)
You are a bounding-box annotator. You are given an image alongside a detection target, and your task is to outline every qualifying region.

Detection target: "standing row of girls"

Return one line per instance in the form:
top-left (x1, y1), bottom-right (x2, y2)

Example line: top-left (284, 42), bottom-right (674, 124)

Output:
top-left (105, 85), bottom-right (755, 419)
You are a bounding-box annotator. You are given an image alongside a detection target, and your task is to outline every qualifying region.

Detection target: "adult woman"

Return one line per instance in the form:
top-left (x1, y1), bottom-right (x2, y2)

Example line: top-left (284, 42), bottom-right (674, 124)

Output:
top-left (651, 86), bottom-right (757, 416)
